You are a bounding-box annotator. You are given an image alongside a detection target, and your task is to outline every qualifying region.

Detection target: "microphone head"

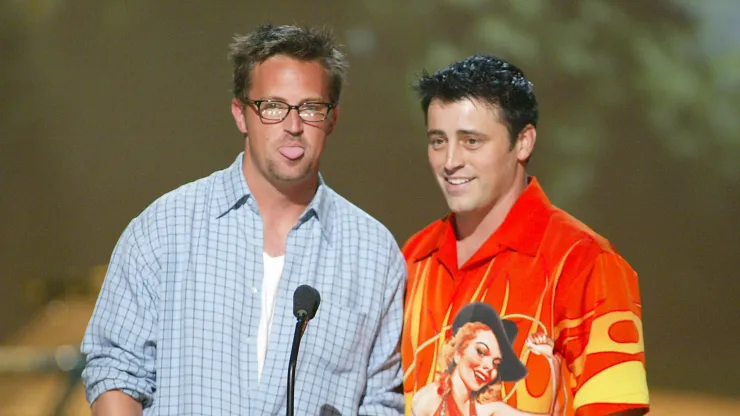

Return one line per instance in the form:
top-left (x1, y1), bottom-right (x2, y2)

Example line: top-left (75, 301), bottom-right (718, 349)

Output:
top-left (293, 284), bottom-right (321, 320)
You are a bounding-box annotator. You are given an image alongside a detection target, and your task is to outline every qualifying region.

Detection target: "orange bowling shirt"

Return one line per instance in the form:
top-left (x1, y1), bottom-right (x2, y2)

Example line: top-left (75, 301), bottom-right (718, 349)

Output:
top-left (401, 177), bottom-right (649, 416)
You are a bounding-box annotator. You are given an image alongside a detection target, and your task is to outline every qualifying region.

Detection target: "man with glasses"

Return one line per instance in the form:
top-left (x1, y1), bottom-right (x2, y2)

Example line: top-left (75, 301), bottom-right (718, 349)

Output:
top-left (81, 24), bottom-right (406, 415)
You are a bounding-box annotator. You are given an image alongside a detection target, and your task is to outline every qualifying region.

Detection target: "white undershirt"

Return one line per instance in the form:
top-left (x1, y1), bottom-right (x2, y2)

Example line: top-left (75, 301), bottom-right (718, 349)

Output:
top-left (257, 252), bottom-right (285, 382)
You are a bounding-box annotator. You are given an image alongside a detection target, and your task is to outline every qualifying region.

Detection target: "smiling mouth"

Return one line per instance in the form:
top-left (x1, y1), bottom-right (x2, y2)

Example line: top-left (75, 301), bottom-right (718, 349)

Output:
top-left (445, 177), bottom-right (473, 185)
top-left (474, 370), bottom-right (491, 384)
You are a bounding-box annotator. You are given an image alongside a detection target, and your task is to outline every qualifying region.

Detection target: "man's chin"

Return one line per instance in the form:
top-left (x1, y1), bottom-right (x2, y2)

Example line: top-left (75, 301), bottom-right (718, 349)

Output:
top-left (267, 163), bottom-right (314, 183)
top-left (445, 200), bottom-right (474, 215)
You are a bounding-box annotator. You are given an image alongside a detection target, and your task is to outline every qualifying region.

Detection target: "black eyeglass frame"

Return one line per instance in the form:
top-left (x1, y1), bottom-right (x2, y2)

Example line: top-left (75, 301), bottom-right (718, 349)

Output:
top-left (244, 99), bottom-right (336, 122)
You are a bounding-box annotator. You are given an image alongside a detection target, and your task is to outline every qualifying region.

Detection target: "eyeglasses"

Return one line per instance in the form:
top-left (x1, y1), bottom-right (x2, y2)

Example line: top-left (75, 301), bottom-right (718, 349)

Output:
top-left (245, 99), bottom-right (335, 122)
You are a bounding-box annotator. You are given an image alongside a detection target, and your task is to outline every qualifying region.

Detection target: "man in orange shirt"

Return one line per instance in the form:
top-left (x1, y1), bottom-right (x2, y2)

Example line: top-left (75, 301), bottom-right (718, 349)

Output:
top-left (401, 55), bottom-right (649, 416)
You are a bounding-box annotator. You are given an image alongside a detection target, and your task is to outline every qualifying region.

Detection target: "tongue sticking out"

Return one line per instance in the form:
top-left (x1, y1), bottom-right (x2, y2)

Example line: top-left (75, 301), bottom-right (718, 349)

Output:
top-left (278, 146), bottom-right (305, 160)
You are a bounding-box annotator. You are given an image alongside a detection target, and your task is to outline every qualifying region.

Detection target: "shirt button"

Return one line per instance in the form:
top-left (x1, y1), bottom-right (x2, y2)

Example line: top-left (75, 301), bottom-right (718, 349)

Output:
top-left (252, 286), bottom-right (258, 293)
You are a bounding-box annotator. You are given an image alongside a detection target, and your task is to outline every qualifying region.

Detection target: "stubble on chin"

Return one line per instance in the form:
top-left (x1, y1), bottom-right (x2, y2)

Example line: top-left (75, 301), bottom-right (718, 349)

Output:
top-left (265, 157), bottom-right (313, 183)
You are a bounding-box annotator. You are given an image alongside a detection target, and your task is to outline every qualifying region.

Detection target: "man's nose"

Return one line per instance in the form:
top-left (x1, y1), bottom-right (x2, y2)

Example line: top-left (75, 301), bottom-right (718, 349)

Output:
top-left (444, 143), bottom-right (464, 173)
top-left (283, 108), bottom-right (304, 136)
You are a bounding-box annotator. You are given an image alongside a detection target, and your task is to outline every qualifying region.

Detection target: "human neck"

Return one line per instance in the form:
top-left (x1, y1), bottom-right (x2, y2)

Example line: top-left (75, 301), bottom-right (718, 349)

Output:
top-left (242, 157), bottom-right (318, 256)
top-left (454, 175), bottom-right (528, 268)
top-left (450, 372), bottom-right (472, 414)
top-left (248, 171), bottom-right (317, 215)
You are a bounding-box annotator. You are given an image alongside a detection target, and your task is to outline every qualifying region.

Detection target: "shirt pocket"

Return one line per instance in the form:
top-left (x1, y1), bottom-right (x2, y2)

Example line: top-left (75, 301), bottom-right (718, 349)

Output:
top-left (302, 300), bottom-right (368, 374)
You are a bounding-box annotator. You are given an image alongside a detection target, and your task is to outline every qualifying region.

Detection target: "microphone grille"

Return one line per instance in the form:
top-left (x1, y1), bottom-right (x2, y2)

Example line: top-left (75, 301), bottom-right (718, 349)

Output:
top-left (293, 285), bottom-right (321, 319)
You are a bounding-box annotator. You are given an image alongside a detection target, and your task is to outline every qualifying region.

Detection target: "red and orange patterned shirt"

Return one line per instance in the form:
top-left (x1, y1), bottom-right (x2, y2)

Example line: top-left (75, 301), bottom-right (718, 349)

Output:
top-left (401, 177), bottom-right (649, 416)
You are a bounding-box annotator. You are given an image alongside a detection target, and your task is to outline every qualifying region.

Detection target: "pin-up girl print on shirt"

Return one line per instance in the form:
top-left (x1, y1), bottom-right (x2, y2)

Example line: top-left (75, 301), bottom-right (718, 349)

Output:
top-left (411, 303), bottom-right (563, 416)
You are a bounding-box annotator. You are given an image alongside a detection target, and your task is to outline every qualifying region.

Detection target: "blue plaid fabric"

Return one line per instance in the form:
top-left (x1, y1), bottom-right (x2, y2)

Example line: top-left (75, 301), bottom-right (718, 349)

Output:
top-left (81, 153), bottom-right (407, 415)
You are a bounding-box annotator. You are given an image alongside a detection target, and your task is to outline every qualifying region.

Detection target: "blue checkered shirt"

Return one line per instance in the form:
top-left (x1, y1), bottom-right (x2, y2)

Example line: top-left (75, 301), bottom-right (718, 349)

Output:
top-left (81, 153), bottom-right (407, 415)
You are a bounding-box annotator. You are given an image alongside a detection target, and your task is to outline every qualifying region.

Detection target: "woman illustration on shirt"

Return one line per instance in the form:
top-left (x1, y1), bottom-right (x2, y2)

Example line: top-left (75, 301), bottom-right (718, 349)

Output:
top-left (410, 302), bottom-right (528, 416)
top-left (411, 303), bottom-right (563, 416)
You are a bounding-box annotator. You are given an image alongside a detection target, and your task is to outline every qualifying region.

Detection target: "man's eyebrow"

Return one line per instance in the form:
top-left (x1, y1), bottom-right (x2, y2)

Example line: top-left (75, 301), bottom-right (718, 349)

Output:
top-left (456, 129), bottom-right (487, 136)
top-left (256, 95), bottom-right (287, 101)
top-left (427, 129), bottom-right (446, 137)
top-left (256, 96), bottom-right (328, 104)
top-left (299, 97), bottom-right (329, 103)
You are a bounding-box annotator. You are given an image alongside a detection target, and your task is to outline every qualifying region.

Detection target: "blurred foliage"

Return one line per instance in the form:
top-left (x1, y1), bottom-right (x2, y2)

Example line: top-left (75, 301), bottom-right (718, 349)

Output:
top-left (354, 0), bottom-right (740, 203)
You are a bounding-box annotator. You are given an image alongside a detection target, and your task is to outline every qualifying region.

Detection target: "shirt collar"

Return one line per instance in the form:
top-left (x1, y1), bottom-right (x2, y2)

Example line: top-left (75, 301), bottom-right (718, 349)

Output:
top-left (490, 176), bottom-right (552, 257)
top-left (214, 152), bottom-right (335, 244)
top-left (408, 176), bottom-right (552, 265)
top-left (214, 152), bottom-right (251, 219)
top-left (302, 177), bottom-right (334, 244)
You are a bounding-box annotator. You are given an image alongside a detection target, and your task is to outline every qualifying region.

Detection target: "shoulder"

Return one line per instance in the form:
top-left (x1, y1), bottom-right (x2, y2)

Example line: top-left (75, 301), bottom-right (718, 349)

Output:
top-left (145, 168), bottom-right (222, 217)
top-left (548, 207), bottom-right (615, 251)
top-left (542, 205), bottom-right (631, 272)
top-left (325, 188), bottom-right (409, 296)
top-left (326, 187), bottom-right (400, 248)
top-left (140, 168), bottom-right (224, 223)
top-left (411, 383), bottom-right (443, 416)
top-left (123, 167), bottom-right (225, 251)
top-left (543, 207), bottom-right (640, 302)
top-left (401, 217), bottom-right (448, 261)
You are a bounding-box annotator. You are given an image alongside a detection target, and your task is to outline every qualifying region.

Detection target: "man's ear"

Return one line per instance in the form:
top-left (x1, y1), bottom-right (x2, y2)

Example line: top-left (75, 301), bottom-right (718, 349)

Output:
top-left (231, 98), bottom-right (248, 135)
top-left (515, 124), bottom-right (536, 162)
top-left (325, 105), bottom-right (339, 135)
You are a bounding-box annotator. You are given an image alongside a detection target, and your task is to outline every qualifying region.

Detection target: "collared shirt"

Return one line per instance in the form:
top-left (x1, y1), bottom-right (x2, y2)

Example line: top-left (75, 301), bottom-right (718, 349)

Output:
top-left (401, 177), bottom-right (649, 416)
top-left (81, 152), bottom-right (407, 415)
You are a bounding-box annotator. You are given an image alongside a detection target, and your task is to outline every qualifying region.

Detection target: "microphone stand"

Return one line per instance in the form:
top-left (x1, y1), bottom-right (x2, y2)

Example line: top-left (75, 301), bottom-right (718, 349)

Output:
top-left (287, 316), bottom-right (308, 416)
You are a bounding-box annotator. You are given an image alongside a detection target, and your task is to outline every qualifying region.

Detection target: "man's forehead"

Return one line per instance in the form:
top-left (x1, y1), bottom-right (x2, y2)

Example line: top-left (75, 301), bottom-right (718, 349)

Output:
top-left (248, 56), bottom-right (331, 100)
top-left (427, 97), bottom-right (503, 121)
top-left (426, 99), bottom-right (506, 134)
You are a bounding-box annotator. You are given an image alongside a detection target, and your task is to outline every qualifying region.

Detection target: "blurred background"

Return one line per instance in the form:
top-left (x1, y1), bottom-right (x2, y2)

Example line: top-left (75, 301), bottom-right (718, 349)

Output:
top-left (1, 0), bottom-right (739, 414)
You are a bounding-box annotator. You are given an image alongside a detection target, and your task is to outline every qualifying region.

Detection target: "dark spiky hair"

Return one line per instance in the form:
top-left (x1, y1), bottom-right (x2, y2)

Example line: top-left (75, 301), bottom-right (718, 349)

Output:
top-left (412, 55), bottom-right (538, 144)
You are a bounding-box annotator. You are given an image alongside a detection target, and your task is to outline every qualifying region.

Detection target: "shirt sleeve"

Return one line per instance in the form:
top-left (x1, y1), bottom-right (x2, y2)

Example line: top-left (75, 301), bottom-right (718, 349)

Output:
top-left (80, 218), bottom-right (159, 408)
top-left (555, 251), bottom-right (650, 416)
top-left (358, 242), bottom-right (407, 415)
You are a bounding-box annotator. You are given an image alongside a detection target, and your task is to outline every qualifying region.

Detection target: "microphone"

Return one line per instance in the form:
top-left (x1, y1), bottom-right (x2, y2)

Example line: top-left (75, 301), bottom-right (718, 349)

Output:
top-left (287, 284), bottom-right (321, 416)
top-left (293, 284), bottom-right (320, 321)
